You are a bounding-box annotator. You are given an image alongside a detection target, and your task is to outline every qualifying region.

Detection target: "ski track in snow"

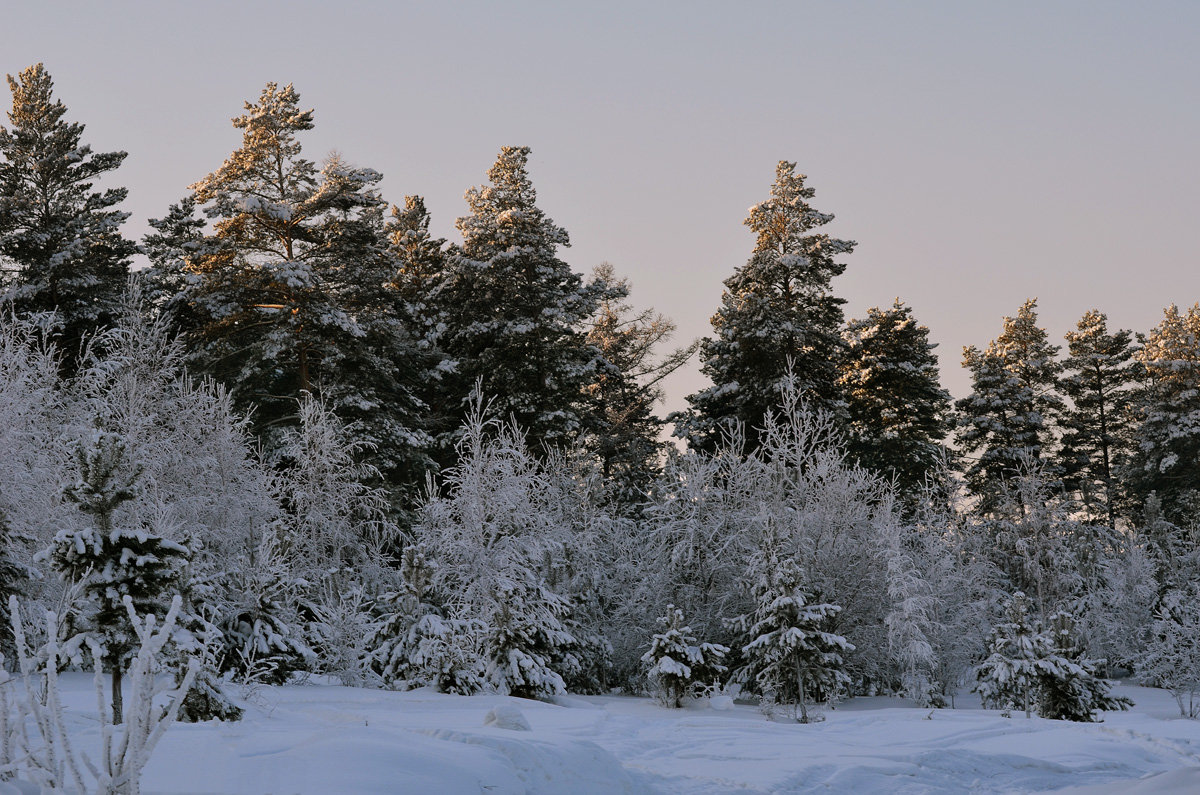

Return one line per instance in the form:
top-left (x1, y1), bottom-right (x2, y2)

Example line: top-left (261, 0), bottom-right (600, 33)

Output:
top-left (14, 677), bottom-right (1200, 794)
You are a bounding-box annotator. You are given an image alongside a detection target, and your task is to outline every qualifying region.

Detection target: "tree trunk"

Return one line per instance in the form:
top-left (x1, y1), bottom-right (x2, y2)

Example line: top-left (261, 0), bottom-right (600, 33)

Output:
top-left (112, 666), bottom-right (124, 724)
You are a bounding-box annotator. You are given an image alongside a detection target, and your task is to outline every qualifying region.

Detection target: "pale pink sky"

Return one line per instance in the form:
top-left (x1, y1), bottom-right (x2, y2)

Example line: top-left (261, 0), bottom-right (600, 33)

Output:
top-left (4, 1), bottom-right (1197, 415)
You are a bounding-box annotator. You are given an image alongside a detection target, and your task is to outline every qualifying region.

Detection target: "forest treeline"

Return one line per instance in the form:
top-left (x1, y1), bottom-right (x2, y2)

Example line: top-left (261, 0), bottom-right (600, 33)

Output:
top-left (3, 65), bottom-right (1200, 723)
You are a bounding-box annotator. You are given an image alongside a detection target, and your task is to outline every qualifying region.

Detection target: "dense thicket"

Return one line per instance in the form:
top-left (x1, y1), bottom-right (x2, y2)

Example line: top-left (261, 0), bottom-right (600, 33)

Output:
top-left (4, 67), bottom-right (1200, 729)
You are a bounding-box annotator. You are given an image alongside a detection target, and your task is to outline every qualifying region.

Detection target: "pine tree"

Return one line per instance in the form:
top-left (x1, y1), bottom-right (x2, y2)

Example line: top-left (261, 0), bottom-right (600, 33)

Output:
top-left (436, 146), bottom-right (605, 455)
top-left (0, 64), bottom-right (135, 369)
top-left (1128, 304), bottom-right (1200, 525)
top-left (583, 263), bottom-right (697, 508)
top-left (1037, 610), bottom-right (1131, 722)
top-left (49, 431), bottom-right (189, 723)
top-left (973, 592), bottom-right (1052, 718)
top-left (368, 547), bottom-right (485, 693)
top-left (1059, 310), bottom-right (1139, 525)
top-left (840, 300), bottom-right (952, 499)
top-left (730, 554), bottom-right (852, 723)
top-left (680, 161), bottom-right (855, 452)
top-left (957, 299), bottom-right (1064, 515)
top-left (149, 84), bottom-right (432, 500)
top-left (641, 605), bottom-right (728, 708)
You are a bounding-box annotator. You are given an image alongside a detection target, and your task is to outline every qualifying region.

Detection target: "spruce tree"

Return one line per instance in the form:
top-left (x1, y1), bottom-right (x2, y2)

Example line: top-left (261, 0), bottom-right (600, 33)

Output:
top-left (681, 161), bottom-right (855, 453)
top-left (1037, 610), bottom-right (1131, 722)
top-left (0, 64), bottom-right (135, 369)
top-left (1059, 310), bottom-right (1139, 525)
top-left (1128, 304), bottom-right (1200, 524)
top-left (730, 554), bottom-right (852, 723)
top-left (641, 605), bottom-right (728, 708)
top-left (839, 299), bottom-right (952, 499)
top-left (956, 299), bottom-right (1064, 515)
top-left (973, 592), bottom-right (1051, 718)
top-left (50, 431), bottom-right (188, 723)
top-left (436, 146), bottom-right (605, 455)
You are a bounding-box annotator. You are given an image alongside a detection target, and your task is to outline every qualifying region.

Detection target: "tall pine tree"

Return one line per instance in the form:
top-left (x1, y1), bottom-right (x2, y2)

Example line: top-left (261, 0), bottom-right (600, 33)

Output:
top-left (435, 146), bottom-right (605, 455)
top-left (956, 299), bottom-right (1064, 515)
top-left (1059, 310), bottom-right (1139, 525)
top-left (0, 64), bottom-right (134, 369)
top-left (839, 299), bottom-right (952, 499)
top-left (583, 263), bottom-right (697, 508)
top-left (148, 84), bottom-right (432, 503)
top-left (680, 161), bottom-right (855, 453)
top-left (1129, 304), bottom-right (1200, 525)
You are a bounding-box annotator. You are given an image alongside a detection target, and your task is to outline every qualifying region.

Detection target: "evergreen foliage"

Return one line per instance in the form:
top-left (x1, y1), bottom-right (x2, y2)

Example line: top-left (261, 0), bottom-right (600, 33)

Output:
top-left (1037, 611), bottom-right (1131, 722)
top-left (730, 554), bottom-right (851, 723)
top-left (641, 605), bottom-right (728, 708)
top-left (0, 64), bottom-right (134, 370)
top-left (49, 431), bottom-right (189, 722)
top-left (436, 146), bottom-right (605, 456)
top-left (681, 162), bottom-right (855, 453)
top-left (148, 83), bottom-right (433, 503)
top-left (1129, 304), bottom-right (1200, 525)
top-left (1059, 310), bottom-right (1139, 525)
top-left (583, 263), bottom-right (697, 508)
top-left (956, 299), bottom-right (1064, 515)
top-left (840, 300), bottom-right (952, 500)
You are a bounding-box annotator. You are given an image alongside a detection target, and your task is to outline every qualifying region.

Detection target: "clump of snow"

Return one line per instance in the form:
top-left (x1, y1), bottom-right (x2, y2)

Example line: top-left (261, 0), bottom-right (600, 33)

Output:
top-left (484, 704), bottom-right (532, 731)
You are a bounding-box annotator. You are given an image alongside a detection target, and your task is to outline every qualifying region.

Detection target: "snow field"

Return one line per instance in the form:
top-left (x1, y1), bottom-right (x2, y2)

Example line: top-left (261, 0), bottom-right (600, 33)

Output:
top-left (17, 677), bottom-right (1200, 794)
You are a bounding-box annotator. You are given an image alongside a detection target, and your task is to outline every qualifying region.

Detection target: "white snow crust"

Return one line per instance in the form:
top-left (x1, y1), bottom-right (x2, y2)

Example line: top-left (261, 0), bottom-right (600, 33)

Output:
top-left (19, 677), bottom-right (1200, 794)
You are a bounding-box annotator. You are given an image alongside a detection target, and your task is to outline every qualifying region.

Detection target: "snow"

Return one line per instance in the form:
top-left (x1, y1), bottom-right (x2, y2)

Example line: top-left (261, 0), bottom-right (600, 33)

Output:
top-left (16, 677), bottom-right (1200, 793)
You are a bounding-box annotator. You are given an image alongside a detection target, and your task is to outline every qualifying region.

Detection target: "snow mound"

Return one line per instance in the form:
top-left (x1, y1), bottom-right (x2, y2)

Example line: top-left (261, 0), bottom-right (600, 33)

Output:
top-left (425, 728), bottom-right (644, 794)
top-left (484, 703), bottom-right (532, 730)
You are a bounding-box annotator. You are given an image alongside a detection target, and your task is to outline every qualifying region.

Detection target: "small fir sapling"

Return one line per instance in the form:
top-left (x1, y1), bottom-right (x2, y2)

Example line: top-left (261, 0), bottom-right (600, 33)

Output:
top-left (974, 592), bottom-right (1050, 718)
top-left (48, 431), bottom-right (188, 724)
top-left (368, 548), bottom-right (485, 694)
top-left (641, 605), bottom-right (728, 708)
top-left (1036, 610), bottom-right (1131, 722)
top-left (729, 556), bottom-right (851, 723)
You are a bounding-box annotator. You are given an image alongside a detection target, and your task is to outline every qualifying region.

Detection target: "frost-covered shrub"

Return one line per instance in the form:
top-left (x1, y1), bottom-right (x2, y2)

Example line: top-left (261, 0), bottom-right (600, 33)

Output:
top-left (1138, 586), bottom-right (1200, 718)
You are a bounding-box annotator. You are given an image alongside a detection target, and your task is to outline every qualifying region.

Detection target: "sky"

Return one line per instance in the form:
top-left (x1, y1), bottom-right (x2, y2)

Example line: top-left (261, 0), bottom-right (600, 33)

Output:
top-left (3, 1), bottom-right (1197, 417)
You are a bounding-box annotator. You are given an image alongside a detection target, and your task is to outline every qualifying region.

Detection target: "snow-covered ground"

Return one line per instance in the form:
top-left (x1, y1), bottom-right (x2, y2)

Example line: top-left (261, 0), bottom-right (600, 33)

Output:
top-left (15, 678), bottom-right (1200, 794)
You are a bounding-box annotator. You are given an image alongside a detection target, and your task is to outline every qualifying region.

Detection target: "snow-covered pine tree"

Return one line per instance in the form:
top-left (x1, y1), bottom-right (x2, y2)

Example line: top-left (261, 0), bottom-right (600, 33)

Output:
top-left (368, 547), bottom-right (485, 693)
top-left (1128, 304), bottom-right (1200, 525)
top-left (583, 263), bottom-right (697, 510)
top-left (730, 553), bottom-right (852, 723)
top-left (840, 300), bottom-right (952, 503)
top-left (680, 161), bottom-right (855, 453)
top-left (973, 592), bottom-right (1050, 718)
top-left (641, 605), bottom-right (728, 708)
top-left (956, 299), bottom-right (1064, 515)
top-left (149, 84), bottom-right (432, 503)
top-left (434, 146), bottom-right (605, 457)
top-left (0, 64), bottom-right (135, 371)
top-left (1036, 610), bottom-right (1131, 722)
top-left (49, 431), bottom-right (189, 723)
top-left (1059, 310), bottom-right (1139, 525)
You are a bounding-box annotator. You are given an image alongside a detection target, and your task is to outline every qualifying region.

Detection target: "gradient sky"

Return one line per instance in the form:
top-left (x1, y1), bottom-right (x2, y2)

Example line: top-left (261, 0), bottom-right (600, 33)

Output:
top-left (4, 1), bottom-right (1197, 416)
